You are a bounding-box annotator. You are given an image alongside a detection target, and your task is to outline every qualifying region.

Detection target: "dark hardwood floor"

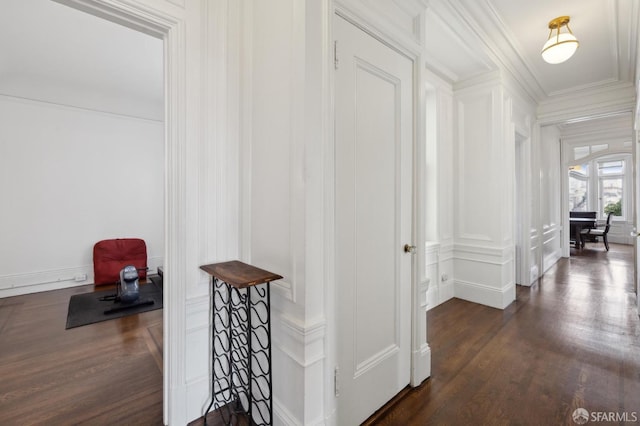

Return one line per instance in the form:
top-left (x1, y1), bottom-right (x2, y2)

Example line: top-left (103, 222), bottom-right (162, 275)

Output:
top-left (365, 243), bottom-right (640, 425)
top-left (0, 282), bottom-right (163, 425)
top-left (2, 244), bottom-right (638, 425)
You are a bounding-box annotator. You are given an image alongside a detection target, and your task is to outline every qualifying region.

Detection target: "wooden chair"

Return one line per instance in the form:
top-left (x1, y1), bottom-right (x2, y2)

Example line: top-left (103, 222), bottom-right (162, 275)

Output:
top-left (580, 212), bottom-right (613, 251)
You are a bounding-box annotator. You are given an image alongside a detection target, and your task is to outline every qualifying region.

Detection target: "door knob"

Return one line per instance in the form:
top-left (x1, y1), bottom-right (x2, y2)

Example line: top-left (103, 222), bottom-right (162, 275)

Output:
top-left (404, 244), bottom-right (416, 254)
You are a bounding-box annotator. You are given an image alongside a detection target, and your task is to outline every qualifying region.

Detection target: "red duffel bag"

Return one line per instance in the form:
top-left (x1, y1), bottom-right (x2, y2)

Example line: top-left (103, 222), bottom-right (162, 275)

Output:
top-left (93, 238), bottom-right (147, 285)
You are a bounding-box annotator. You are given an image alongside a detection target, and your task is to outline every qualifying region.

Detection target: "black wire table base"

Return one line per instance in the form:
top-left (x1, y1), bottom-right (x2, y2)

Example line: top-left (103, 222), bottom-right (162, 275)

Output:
top-left (203, 277), bottom-right (273, 426)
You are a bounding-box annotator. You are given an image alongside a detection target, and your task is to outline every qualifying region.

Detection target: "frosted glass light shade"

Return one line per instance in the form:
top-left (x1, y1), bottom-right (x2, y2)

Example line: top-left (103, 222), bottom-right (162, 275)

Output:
top-left (541, 33), bottom-right (579, 64)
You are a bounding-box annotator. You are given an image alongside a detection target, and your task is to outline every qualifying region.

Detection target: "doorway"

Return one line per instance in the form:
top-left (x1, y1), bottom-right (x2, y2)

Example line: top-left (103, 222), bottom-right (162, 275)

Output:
top-left (514, 133), bottom-right (528, 286)
top-left (0, 0), bottom-right (169, 422)
top-left (50, 0), bottom-right (181, 423)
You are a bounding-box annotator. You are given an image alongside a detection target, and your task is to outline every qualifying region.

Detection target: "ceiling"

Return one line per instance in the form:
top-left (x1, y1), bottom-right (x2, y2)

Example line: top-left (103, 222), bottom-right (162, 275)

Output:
top-left (425, 0), bottom-right (639, 108)
top-left (1, 0), bottom-right (637, 125)
top-left (0, 0), bottom-right (163, 120)
top-left (488, 0), bottom-right (634, 97)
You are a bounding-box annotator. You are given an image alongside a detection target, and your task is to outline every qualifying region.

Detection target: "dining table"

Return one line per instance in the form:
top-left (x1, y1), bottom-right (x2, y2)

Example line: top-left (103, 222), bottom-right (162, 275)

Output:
top-left (569, 217), bottom-right (597, 248)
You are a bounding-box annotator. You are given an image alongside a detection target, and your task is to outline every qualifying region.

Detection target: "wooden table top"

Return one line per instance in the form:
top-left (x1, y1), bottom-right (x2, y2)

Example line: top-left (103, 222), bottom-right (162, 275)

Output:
top-left (570, 217), bottom-right (597, 223)
top-left (200, 260), bottom-right (283, 288)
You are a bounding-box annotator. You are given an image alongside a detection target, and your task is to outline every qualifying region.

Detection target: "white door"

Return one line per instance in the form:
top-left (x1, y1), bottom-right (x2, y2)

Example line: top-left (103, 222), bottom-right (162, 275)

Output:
top-left (334, 15), bottom-right (414, 425)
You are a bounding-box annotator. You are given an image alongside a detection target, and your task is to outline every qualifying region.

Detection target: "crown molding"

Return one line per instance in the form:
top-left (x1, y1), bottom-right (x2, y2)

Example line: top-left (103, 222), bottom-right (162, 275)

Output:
top-left (559, 113), bottom-right (633, 141)
top-left (423, 2), bottom-right (494, 84)
top-left (615, 0), bottom-right (639, 83)
top-left (538, 81), bottom-right (636, 125)
top-left (443, 0), bottom-right (546, 101)
top-left (440, 0), bottom-right (640, 105)
top-left (334, 0), bottom-right (427, 55)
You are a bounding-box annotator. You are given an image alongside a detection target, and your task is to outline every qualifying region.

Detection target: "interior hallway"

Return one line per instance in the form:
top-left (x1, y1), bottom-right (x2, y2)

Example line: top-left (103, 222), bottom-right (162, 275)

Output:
top-left (366, 243), bottom-right (640, 425)
top-left (0, 244), bottom-right (638, 425)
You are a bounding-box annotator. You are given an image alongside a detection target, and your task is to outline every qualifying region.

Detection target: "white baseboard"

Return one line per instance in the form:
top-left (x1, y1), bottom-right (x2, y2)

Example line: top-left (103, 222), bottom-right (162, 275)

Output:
top-left (0, 256), bottom-right (163, 298)
top-left (411, 343), bottom-right (431, 386)
top-left (439, 280), bottom-right (455, 306)
top-left (274, 397), bottom-right (302, 426)
top-left (454, 279), bottom-right (515, 309)
top-left (528, 264), bottom-right (539, 286)
top-left (542, 251), bottom-right (561, 274)
top-left (0, 266), bottom-right (92, 298)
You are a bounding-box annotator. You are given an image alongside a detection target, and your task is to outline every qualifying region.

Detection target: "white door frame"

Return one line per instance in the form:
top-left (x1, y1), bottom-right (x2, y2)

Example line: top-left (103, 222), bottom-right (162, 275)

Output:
top-left (514, 129), bottom-right (532, 286)
top-left (634, 127), bottom-right (639, 315)
top-left (53, 1), bottom-right (186, 424)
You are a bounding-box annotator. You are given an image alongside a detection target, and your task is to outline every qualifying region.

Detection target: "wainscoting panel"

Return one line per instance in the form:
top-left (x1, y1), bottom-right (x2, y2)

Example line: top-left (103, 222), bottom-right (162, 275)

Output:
top-left (270, 311), bottom-right (326, 425)
top-left (542, 223), bottom-right (561, 274)
top-left (424, 242), bottom-right (439, 310)
top-left (178, 289), bottom-right (211, 421)
top-left (453, 244), bottom-right (515, 309)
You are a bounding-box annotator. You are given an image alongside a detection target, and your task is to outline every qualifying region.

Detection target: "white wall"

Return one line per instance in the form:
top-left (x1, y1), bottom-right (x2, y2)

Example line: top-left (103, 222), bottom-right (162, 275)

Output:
top-left (244, 0), bottom-right (433, 423)
top-left (0, 0), bottom-right (164, 298)
top-left (424, 72), bottom-right (455, 309)
top-left (538, 125), bottom-right (563, 272)
top-left (451, 76), bottom-right (515, 309)
top-left (0, 94), bottom-right (163, 297)
top-left (504, 86), bottom-right (536, 287)
top-left (0, 0), bottom-right (164, 123)
top-left (243, 1), bottom-right (328, 423)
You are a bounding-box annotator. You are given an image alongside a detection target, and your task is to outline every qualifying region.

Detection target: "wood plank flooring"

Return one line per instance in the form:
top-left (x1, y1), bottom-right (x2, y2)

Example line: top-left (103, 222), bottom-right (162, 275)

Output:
top-left (1, 244), bottom-right (638, 425)
top-left (0, 283), bottom-right (163, 425)
top-left (364, 243), bottom-right (640, 425)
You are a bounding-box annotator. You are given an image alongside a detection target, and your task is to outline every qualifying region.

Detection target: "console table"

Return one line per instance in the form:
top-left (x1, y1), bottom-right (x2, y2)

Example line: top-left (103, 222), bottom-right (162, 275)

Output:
top-left (200, 261), bottom-right (282, 426)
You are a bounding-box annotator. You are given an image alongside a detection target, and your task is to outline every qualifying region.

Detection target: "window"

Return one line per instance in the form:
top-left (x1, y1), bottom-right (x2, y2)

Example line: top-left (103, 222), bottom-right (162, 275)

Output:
top-left (573, 144), bottom-right (608, 161)
top-left (569, 164), bottom-right (589, 211)
top-left (598, 160), bottom-right (624, 219)
top-left (568, 155), bottom-right (630, 221)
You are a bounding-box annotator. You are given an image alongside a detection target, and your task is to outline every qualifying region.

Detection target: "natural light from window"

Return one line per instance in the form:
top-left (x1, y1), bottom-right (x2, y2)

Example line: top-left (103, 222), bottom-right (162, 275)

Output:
top-left (569, 156), bottom-right (628, 220)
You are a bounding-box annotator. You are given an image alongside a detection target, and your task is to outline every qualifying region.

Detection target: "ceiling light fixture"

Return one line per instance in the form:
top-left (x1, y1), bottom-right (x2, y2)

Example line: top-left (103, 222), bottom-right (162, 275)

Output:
top-left (541, 16), bottom-right (579, 64)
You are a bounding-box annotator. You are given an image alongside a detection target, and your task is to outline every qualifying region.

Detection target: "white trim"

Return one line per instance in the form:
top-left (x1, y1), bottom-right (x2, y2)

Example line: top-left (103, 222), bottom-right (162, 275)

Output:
top-left (163, 15), bottom-right (189, 426)
top-left (514, 126), bottom-right (533, 287)
top-left (334, 0), bottom-right (424, 58)
top-left (410, 341), bottom-right (431, 387)
top-left (0, 255), bottom-right (164, 297)
top-left (275, 397), bottom-right (335, 426)
top-left (184, 294), bottom-right (209, 332)
top-left (184, 377), bottom-right (210, 423)
top-left (438, 279), bottom-right (455, 306)
top-left (274, 397), bottom-right (303, 426)
top-left (276, 315), bottom-right (327, 368)
top-left (453, 243), bottom-right (513, 263)
top-left (0, 93), bottom-right (162, 123)
top-left (272, 280), bottom-right (295, 302)
top-left (239, 0), bottom-right (253, 265)
top-left (454, 279), bottom-right (515, 309)
top-left (324, 1), bottom-right (338, 423)
top-left (538, 81), bottom-right (636, 126)
top-left (0, 266), bottom-right (92, 293)
top-left (543, 251), bottom-right (562, 274)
